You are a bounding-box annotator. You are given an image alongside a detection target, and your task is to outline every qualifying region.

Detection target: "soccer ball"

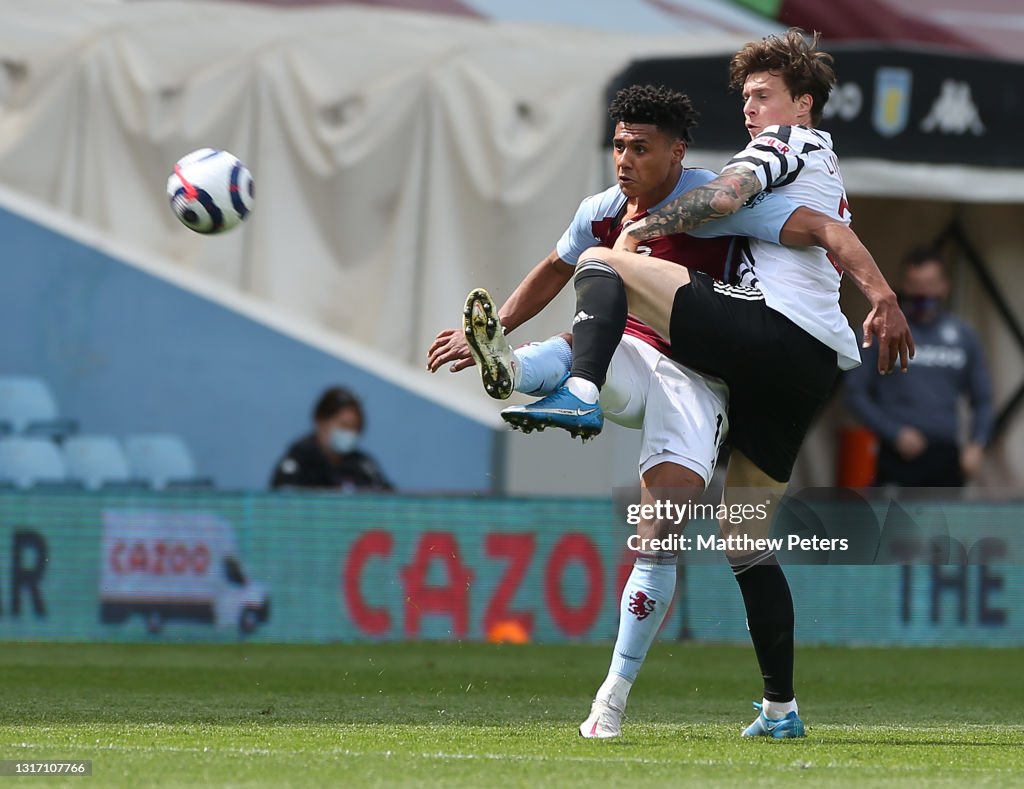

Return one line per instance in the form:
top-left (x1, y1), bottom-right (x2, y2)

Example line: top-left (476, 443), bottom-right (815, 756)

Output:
top-left (166, 148), bottom-right (254, 234)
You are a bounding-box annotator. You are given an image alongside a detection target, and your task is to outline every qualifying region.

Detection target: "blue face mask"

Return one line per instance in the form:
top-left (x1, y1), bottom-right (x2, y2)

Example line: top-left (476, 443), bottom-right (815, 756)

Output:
top-left (329, 428), bottom-right (359, 454)
top-left (900, 294), bottom-right (942, 323)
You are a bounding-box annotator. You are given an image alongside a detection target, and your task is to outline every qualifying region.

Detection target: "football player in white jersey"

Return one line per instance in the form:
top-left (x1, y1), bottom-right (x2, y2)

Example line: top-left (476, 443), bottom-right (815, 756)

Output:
top-left (429, 76), bottom-right (906, 739)
top-left (504, 30), bottom-right (914, 738)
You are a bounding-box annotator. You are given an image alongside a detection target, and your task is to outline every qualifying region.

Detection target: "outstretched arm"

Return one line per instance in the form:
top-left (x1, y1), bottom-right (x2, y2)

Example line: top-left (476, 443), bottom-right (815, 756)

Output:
top-left (496, 251), bottom-right (575, 333)
top-left (780, 207), bottom-right (915, 374)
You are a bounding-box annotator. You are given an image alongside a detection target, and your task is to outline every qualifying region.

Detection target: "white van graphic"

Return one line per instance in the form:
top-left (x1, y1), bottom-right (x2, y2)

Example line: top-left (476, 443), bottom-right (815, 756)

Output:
top-left (99, 511), bottom-right (270, 634)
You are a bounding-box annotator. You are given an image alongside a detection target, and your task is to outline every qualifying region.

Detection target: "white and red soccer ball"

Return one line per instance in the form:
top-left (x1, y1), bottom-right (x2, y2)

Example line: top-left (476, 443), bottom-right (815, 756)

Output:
top-left (167, 148), bottom-right (254, 234)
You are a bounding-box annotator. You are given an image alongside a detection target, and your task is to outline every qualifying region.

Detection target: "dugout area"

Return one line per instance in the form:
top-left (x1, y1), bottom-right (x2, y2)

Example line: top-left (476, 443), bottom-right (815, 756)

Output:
top-left (798, 197), bottom-right (1024, 489)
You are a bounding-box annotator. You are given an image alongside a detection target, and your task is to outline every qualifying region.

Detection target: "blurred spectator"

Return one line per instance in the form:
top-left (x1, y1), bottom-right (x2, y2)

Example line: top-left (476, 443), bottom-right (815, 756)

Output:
top-left (270, 386), bottom-right (393, 491)
top-left (845, 247), bottom-right (993, 486)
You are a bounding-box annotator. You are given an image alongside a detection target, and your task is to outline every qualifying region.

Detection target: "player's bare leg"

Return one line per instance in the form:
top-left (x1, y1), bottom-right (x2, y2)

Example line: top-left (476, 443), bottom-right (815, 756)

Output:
top-left (719, 451), bottom-right (805, 738)
top-left (580, 459), bottom-right (703, 738)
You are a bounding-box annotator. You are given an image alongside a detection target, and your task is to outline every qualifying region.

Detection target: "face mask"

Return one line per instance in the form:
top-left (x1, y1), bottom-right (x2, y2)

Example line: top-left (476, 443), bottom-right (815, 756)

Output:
top-left (899, 294), bottom-right (941, 323)
top-left (329, 428), bottom-right (359, 454)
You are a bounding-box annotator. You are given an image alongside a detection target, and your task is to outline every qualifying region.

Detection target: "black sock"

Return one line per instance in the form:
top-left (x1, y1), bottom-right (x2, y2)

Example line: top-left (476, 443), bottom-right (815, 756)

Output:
top-left (570, 259), bottom-right (628, 387)
top-left (732, 560), bottom-right (795, 702)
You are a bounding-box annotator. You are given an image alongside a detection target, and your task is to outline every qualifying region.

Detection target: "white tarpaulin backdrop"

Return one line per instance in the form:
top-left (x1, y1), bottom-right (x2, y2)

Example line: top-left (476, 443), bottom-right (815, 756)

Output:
top-left (0, 0), bottom-right (755, 370)
top-left (3, 2), bottom-right (1022, 492)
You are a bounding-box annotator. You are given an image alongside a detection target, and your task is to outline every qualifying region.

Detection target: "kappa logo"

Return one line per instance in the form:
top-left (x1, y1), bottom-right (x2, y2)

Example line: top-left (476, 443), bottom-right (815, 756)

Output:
top-left (920, 80), bottom-right (985, 135)
top-left (822, 82), bottom-right (863, 122)
top-left (627, 591), bottom-right (656, 621)
top-left (873, 67), bottom-right (912, 137)
top-left (573, 310), bottom-right (594, 325)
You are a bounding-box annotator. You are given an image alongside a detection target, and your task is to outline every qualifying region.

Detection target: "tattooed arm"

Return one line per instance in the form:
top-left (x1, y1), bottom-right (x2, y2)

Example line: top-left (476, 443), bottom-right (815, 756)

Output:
top-left (626, 168), bottom-right (764, 244)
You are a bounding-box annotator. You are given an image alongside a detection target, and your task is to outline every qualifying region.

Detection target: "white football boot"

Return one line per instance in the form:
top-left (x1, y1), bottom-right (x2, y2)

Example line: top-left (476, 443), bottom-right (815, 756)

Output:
top-left (578, 698), bottom-right (624, 739)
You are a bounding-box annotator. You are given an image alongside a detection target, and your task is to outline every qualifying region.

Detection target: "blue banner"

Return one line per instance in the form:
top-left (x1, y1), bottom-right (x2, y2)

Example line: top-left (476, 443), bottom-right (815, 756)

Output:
top-left (0, 491), bottom-right (1019, 645)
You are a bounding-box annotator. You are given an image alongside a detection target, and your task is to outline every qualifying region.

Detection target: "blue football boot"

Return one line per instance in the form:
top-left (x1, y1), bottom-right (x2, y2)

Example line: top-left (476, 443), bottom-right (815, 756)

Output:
top-left (500, 384), bottom-right (603, 440)
top-left (741, 701), bottom-right (806, 738)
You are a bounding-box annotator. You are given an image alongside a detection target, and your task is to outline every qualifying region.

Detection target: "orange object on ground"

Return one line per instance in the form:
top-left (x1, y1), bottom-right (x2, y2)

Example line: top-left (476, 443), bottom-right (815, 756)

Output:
top-left (487, 620), bottom-right (531, 644)
top-left (837, 426), bottom-right (878, 487)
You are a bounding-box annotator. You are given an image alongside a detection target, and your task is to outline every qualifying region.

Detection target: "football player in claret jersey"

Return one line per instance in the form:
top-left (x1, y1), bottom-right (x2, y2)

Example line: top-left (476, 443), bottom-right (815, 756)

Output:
top-left (506, 30), bottom-right (914, 738)
top-left (428, 78), bottom-right (901, 739)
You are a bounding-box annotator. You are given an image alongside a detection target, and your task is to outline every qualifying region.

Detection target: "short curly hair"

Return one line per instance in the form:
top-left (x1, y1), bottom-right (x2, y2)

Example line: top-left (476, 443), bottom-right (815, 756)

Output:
top-left (729, 29), bottom-right (835, 126)
top-left (608, 84), bottom-right (700, 144)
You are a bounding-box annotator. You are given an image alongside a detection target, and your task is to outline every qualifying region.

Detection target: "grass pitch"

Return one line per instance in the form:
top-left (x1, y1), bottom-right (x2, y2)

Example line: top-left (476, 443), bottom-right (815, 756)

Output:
top-left (0, 641), bottom-right (1021, 787)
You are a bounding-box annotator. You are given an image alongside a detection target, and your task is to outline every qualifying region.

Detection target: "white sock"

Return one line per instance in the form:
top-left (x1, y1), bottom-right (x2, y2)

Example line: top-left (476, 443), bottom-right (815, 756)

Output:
top-left (566, 375), bottom-right (599, 404)
top-left (515, 336), bottom-right (572, 396)
top-left (762, 697), bottom-right (798, 718)
top-left (597, 557), bottom-right (676, 709)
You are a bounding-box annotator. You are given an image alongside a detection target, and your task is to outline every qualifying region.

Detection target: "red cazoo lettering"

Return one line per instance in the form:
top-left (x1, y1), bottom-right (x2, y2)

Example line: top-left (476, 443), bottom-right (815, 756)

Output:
top-left (342, 530), bottom-right (610, 639)
top-left (109, 541), bottom-right (210, 575)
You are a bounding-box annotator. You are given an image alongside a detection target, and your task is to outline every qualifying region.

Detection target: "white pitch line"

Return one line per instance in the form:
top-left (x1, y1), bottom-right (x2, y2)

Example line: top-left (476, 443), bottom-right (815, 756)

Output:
top-left (4, 740), bottom-right (1023, 773)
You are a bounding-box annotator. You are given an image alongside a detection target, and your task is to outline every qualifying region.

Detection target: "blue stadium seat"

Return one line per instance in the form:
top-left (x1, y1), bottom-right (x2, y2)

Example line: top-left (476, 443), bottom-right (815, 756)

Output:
top-left (0, 375), bottom-right (78, 439)
top-left (62, 435), bottom-right (139, 490)
top-left (0, 437), bottom-right (68, 488)
top-left (123, 433), bottom-right (213, 490)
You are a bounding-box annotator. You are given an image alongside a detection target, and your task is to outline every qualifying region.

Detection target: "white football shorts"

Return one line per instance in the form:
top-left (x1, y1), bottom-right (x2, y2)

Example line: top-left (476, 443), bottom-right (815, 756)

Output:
top-left (600, 334), bottom-right (729, 486)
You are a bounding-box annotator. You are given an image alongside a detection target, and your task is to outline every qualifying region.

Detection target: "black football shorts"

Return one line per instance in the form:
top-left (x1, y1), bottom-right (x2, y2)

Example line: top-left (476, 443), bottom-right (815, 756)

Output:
top-left (668, 270), bottom-right (839, 482)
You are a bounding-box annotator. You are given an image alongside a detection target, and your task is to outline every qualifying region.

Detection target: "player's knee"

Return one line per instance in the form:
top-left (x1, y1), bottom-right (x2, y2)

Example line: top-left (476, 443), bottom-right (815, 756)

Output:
top-left (628, 522), bottom-right (680, 558)
top-left (643, 460), bottom-right (706, 491)
top-left (633, 518), bottom-right (679, 543)
top-left (574, 252), bottom-right (621, 286)
top-left (578, 246), bottom-right (638, 277)
top-left (726, 451), bottom-right (787, 489)
top-left (580, 245), bottom-right (611, 262)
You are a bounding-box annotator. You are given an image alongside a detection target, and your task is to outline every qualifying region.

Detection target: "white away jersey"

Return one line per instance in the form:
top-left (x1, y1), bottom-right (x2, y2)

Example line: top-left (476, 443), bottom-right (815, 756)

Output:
top-left (723, 125), bottom-right (861, 370)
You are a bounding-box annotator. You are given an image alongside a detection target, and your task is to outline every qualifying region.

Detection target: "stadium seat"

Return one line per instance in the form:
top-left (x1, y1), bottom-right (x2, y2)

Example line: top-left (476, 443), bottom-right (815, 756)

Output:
top-left (0, 437), bottom-right (69, 488)
top-left (62, 435), bottom-right (141, 490)
top-left (123, 433), bottom-right (213, 490)
top-left (0, 375), bottom-right (78, 439)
